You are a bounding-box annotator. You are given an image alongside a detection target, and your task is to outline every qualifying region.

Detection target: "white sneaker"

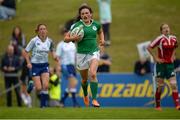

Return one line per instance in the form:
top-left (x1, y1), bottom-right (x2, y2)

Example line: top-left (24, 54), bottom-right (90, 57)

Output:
top-left (21, 93), bottom-right (28, 105)
top-left (27, 95), bottom-right (32, 108)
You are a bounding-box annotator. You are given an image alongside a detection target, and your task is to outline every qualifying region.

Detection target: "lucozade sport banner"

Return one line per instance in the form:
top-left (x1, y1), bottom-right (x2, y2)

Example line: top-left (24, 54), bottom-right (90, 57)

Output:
top-left (61, 73), bottom-right (180, 107)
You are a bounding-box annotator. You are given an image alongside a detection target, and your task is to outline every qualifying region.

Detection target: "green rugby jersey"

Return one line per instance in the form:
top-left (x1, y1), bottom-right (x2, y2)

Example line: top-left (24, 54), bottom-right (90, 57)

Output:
top-left (71, 20), bottom-right (101, 54)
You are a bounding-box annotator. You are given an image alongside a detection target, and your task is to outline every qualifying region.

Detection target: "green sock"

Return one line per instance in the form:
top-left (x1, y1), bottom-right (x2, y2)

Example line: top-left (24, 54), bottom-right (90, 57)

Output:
top-left (90, 82), bottom-right (98, 100)
top-left (81, 82), bottom-right (88, 97)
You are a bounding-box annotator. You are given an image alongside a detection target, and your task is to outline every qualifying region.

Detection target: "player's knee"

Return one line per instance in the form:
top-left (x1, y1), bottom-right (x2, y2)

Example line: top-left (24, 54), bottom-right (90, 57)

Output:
top-left (170, 82), bottom-right (177, 90)
top-left (171, 85), bottom-right (177, 90)
top-left (43, 84), bottom-right (49, 90)
top-left (156, 79), bottom-right (164, 87)
top-left (170, 79), bottom-right (177, 90)
top-left (70, 80), bottom-right (77, 87)
top-left (89, 71), bottom-right (97, 80)
top-left (36, 86), bottom-right (42, 92)
top-left (82, 79), bottom-right (88, 84)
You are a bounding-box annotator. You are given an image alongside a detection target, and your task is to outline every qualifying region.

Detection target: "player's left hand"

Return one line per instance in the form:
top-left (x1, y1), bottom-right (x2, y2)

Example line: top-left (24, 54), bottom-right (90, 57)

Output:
top-left (72, 34), bottom-right (81, 42)
top-left (170, 56), bottom-right (175, 63)
top-left (99, 40), bottom-right (105, 46)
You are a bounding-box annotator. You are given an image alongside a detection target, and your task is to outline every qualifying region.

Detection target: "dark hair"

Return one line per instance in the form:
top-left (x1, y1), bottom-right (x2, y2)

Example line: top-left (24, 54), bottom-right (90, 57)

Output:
top-left (77, 5), bottom-right (93, 21)
top-left (12, 26), bottom-right (22, 39)
top-left (35, 23), bottom-right (47, 33)
top-left (160, 23), bottom-right (168, 32)
top-left (61, 18), bottom-right (76, 35)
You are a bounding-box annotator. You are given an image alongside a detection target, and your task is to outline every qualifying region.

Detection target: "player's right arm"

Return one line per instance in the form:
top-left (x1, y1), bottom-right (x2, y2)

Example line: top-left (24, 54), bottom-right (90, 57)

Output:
top-left (147, 46), bottom-right (162, 63)
top-left (64, 32), bottom-right (80, 43)
top-left (23, 39), bottom-right (35, 69)
top-left (147, 35), bottom-right (164, 63)
top-left (22, 49), bottom-right (32, 69)
top-left (64, 23), bottom-right (81, 43)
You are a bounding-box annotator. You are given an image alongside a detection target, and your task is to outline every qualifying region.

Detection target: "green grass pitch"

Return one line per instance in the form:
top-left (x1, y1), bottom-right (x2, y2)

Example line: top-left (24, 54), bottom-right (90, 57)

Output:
top-left (0, 107), bottom-right (180, 119)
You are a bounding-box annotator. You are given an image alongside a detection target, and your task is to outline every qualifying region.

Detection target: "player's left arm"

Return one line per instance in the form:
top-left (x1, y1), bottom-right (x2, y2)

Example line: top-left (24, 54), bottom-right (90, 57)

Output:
top-left (50, 50), bottom-right (61, 76)
top-left (50, 51), bottom-right (59, 62)
top-left (171, 38), bottom-right (179, 62)
top-left (51, 51), bottom-right (61, 78)
top-left (98, 28), bottom-right (105, 46)
top-left (175, 38), bottom-right (179, 48)
top-left (49, 41), bottom-right (60, 63)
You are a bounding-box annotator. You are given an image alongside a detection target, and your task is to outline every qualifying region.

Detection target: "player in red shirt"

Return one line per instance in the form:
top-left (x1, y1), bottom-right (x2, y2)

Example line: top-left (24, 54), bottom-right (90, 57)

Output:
top-left (147, 23), bottom-right (179, 110)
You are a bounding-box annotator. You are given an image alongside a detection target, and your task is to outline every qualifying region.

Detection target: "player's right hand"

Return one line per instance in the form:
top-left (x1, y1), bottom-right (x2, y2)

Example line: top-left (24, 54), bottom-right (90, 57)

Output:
top-left (27, 63), bottom-right (32, 69)
top-left (155, 57), bottom-right (164, 63)
top-left (72, 34), bottom-right (81, 42)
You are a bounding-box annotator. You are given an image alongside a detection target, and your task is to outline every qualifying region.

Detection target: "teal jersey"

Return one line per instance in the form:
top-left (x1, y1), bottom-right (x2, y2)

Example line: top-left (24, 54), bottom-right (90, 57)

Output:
top-left (71, 20), bottom-right (101, 54)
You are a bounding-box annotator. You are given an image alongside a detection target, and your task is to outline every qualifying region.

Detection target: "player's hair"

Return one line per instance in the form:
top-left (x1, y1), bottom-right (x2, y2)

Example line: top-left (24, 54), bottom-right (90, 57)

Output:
top-left (35, 23), bottom-right (47, 33)
top-left (12, 26), bottom-right (22, 39)
top-left (160, 23), bottom-right (168, 32)
top-left (77, 5), bottom-right (93, 21)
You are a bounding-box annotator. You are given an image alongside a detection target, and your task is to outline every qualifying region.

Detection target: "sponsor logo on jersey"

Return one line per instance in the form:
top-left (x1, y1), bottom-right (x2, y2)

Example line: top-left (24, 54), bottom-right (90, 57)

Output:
top-left (36, 42), bottom-right (40, 46)
top-left (92, 26), bottom-right (97, 31)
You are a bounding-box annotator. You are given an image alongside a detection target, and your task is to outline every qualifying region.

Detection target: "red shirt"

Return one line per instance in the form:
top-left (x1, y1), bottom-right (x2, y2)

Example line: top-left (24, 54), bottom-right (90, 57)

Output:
top-left (149, 34), bottom-right (178, 63)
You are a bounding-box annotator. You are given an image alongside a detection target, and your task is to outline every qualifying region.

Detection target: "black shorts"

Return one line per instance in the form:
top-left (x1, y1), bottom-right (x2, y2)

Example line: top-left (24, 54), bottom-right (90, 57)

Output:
top-left (20, 65), bottom-right (31, 85)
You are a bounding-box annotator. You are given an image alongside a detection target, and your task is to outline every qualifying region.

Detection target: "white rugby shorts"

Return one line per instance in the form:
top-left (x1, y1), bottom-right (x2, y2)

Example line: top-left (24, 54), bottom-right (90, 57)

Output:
top-left (76, 51), bottom-right (100, 70)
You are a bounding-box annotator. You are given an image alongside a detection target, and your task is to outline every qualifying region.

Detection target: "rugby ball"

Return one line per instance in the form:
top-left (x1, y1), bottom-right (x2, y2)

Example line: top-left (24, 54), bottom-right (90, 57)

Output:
top-left (70, 25), bottom-right (84, 41)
